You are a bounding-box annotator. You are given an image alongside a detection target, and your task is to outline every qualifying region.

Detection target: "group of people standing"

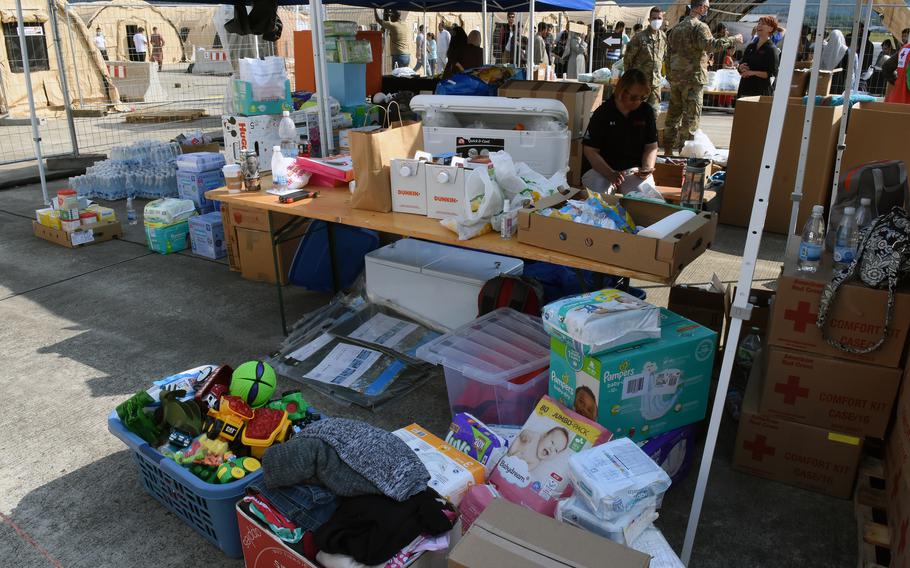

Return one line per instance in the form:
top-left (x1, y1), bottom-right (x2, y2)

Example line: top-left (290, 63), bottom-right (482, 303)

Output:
top-left (92, 26), bottom-right (165, 70)
top-left (375, 10), bottom-right (480, 79)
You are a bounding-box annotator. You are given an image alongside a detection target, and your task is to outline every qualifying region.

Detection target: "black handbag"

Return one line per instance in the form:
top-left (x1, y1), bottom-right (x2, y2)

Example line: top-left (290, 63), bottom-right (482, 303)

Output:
top-left (817, 207), bottom-right (910, 354)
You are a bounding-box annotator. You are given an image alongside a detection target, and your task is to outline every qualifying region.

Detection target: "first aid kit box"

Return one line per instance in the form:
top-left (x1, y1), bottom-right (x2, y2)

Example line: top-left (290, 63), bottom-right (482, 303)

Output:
top-left (549, 309), bottom-right (717, 442)
top-left (365, 238), bottom-right (523, 330)
top-left (410, 95), bottom-right (571, 177)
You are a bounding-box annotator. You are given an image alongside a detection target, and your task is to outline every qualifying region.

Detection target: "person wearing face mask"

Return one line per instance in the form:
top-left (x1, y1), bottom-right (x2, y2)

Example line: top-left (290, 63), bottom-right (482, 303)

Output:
top-left (94, 27), bottom-right (108, 61)
top-left (664, 0), bottom-right (741, 155)
top-left (736, 15), bottom-right (781, 98)
top-left (623, 7), bottom-right (668, 116)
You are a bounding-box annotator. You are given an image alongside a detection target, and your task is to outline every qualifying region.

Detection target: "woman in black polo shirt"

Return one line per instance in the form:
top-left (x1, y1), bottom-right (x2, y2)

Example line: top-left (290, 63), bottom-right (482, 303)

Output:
top-left (736, 15), bottom-right (781, 98)
top-left (581, 69), bottom-right (658, 191)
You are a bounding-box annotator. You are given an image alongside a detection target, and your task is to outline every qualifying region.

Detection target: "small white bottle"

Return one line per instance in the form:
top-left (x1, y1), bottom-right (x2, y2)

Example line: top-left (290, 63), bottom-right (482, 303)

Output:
top-left (271, 146), bottom-right (288, 191)
top-left (855, 197), bottom-right (874, 230)
top-left (500, 199), bottom-right (516, 240)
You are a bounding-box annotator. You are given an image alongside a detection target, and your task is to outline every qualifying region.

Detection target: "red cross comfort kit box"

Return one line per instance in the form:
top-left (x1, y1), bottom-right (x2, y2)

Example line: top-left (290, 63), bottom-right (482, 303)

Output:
top-left (549, 309), bottom-right (716, 442)
top-left (733, 363), bottom-right (863, 499)
top-left (767, 268), bottom-right (910, 368)
top-left (759, 346), bottom-right (901, 438)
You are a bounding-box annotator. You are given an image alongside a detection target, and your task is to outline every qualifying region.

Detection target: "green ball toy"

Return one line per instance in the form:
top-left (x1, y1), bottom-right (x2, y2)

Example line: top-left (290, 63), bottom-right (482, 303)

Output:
top-left (230, 360), bottom-right (277, 408)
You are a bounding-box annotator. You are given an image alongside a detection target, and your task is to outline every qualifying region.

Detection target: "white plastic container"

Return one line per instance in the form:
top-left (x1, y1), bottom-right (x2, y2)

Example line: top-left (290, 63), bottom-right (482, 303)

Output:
top-left (416, 308), bottom-right (551, 425)
top-left (365, 239), bottom-right (523, 330)
top-left (426, 161), bottom-right (466, 220)
top-left (409, 95), bottom-right (571, 176)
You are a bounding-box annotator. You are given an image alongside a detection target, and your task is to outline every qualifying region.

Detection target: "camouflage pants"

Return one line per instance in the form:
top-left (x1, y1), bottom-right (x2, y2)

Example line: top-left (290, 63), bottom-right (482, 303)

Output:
top-left (663, 82), bottom-right (704, 152)
top-left (647, 83), bottom-right (662, 117)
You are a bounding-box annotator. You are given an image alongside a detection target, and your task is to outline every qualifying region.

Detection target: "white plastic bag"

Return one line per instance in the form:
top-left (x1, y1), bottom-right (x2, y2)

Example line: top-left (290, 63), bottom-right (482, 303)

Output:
top-left (239, 57), bottom-right (288, 100)
top-left (712, 68), bottom-right (741, 92)
top-left (490, 151), bottom-right (564, 203)
top-left (680, 130), bottom-right (717, 159)
top-left (464, 166), bottom-right (504, 222)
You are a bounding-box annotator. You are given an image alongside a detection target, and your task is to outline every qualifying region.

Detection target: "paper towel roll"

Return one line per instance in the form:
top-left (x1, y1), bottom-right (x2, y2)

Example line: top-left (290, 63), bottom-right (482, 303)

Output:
top-left (637, 210), bottom-right (697, 239)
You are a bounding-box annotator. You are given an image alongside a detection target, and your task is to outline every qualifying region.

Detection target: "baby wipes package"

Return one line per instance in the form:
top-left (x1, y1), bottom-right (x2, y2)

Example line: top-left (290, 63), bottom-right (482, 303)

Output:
top-left (568, 437), bottom-right (671, 521)
top-left (444, 413), bottom-right (509, 475)
top-left (489, 396), bottom-right (611, 517)
top-left (542, 289), bottom-right (661, 355)
top-left (549, 308), bottom-right (716, 442)
top-left (555, 494), bottom-right (658, 545)
top-left (393, 424), bottom-right (485, 506)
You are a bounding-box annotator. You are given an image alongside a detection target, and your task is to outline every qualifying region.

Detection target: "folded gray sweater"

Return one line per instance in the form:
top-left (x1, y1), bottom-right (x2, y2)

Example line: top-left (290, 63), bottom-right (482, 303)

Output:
top-left (262, 418), bottom-right (430, 502)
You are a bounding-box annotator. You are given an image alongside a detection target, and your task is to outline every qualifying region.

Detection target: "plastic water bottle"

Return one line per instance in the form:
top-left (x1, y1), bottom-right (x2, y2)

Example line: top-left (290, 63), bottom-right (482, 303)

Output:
top-left (126, 197), bottom-right (138, 225)
top-left (271, 146), bottom-right (288, 191)
top-left (834, 206), bottom-right (859, 270)
top-left (797, 205), bottom-right (825, 273)
top-left (278, 111), bottom-right (298, 158)
top-left (855, 197), bottom-right (874, 230)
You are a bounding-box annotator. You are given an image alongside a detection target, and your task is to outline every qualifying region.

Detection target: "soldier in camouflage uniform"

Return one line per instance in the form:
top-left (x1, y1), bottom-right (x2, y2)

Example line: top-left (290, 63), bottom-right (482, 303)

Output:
top-left (664, 0), bottom-right (741, 154)
top-left (623, 6), bottom-right (668, 116)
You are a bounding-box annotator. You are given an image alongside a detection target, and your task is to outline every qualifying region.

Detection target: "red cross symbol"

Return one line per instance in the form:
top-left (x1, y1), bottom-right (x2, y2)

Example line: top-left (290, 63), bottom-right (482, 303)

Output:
top-left (743, 435), bottom-right (776, 461)
top-left (784, 301), bottom-right (818, 333)
top-left (899, 518), bottom-right (908, 555)
top-left (774, 376), bottom-right (810, 405)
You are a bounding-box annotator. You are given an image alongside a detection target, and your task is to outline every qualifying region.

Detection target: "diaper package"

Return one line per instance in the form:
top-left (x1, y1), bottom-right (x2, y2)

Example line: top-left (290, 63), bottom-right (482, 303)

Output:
top-left (542, 289), bottom-right (661, 355)
top-left (393, 424), bottom-right (486, 506)
top-left (489, 396), bottom-right (611, 517)
top-left (568, 437), bottom-right (671, 521)
top-left (639, 423), bottom-right (696, 484)
top-left (555, 494), bottom-right (658, 545)
top-left (444, 413), bottom-right (509, 475)
top-left (549, 309), bottom-right (717, 442)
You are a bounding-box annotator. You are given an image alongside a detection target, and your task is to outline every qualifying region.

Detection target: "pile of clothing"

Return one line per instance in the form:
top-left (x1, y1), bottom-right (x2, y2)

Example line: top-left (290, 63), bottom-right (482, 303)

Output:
top-left (244, 418), bottom-right (457, 567)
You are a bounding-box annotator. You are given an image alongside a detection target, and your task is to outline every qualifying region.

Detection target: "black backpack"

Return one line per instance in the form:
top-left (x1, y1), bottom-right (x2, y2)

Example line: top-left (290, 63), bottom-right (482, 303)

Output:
top-left (478, 275), bottom-right (545, 317)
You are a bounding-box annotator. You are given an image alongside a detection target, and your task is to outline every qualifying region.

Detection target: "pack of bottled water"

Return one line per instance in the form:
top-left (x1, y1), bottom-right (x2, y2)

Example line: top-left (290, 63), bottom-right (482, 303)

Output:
top-left (69, 141), bottom-right (181, 201)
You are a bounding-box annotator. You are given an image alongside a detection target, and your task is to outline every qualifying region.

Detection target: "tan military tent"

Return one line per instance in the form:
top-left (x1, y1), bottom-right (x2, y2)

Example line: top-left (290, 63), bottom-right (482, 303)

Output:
top-left (73, 0), bottom-right (184, 63)
top-left (0, 0), bottom-right (117, 116)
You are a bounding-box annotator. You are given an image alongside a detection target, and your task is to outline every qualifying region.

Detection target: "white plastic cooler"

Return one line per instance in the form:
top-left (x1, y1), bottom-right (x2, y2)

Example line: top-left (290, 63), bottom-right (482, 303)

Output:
top-left (364, 239), bottom-right (523, 330)
top-left (409, 95), bottom-right (571, 176)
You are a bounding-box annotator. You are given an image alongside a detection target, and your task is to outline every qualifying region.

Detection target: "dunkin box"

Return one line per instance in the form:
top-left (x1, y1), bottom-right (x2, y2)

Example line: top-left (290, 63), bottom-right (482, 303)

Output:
top-left (767, 243), bottom-right (910, 368)
top-left (733, 362), bottom-right (863, 499)
top-left (519, 188), bottom-right (718, 280)
top-left (549, 309), bottom-right (717, 442)
top-left (759, 346), bottom-right (901, 438)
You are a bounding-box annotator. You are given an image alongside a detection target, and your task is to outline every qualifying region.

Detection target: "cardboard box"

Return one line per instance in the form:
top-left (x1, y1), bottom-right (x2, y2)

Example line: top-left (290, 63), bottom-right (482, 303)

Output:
top-left (390, 158), bottom-right (428, 215)
top-left (720, 97), bottom-right (842, 234)
top-left (733, 364), bottom-right (863, 498)
top-left (498, 80), bottom-right (603, 139)
top-left (768, 258), bottom-right (910, 368)
top-left (518, 188), bottom-right (718, 280)
top-left (188, 212), bottom-right (227, 260)
top-left (759, 346), bottom-right (901, 438)
top-left (568, 138), bottom-right (584, 187)
top-left (788, 69), bottom-right (838, 97)
top-left (235, 226), bottom-right (304, 285)
top-left (549, 309), bottom-right (717, 442)
top-left (32, 220), bottom-right (123, 248)
top-left (425, 163), bottom-right (466, 220)
top-left (221, 203), bottom-right (241, 272)
top-left (667, 284), bottom-right (726, 339)
top-left (885, 377), bottom-right (910, 567)
top-left (447, 499), bottom-right (650, 568)
top-left (393, 424), bottom-right (486, 506)
top-left (841, 102), bottom-right (910, 177)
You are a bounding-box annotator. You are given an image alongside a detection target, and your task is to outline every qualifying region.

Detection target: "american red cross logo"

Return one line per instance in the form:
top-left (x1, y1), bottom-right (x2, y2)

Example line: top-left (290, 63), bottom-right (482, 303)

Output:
top-left (784, 301), bottom-right (818, 333)
top-left (899, 518), bottom-right (908, 555)
top-left (744, 434), bottom-right (776, 461)
top-left (774, 376), bottom-right (810, 405)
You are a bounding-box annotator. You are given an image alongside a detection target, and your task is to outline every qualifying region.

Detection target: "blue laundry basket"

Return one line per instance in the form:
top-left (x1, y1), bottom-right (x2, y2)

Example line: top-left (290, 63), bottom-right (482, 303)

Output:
top-left (108, 412), bottom-right (259, 557)
top-left (287, 221), bottom-right (379, 292)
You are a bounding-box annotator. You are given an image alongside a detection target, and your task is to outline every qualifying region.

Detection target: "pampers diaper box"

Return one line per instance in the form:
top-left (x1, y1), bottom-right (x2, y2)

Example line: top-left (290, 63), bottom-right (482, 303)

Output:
top-left (549, 309), bottom-right (716, 442)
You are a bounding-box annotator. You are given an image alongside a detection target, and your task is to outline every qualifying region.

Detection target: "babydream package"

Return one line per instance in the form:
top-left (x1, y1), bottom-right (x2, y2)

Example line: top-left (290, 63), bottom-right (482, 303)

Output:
top-left (542, 289), bottom-right (661, 356)
top-left (489, 396), bottom-right (611, 516)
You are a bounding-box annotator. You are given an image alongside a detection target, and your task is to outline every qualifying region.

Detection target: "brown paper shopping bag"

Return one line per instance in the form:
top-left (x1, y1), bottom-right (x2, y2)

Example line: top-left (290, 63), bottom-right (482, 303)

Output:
top-left (350, 120), bottom-right (423, 212)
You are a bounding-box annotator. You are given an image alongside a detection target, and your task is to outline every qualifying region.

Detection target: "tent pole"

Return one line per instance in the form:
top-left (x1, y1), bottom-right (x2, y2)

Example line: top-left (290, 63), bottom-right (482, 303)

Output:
top-left (63, 5), bottom-right (84, 108)
top-left (857, 0), bottom-right (874, 88)
top-left (787, 0), bottom-right (830, 242)
top-left (589, 6), bottom-right (596, 73)
top-left (423, 10), bottom-right (428, 76)
top-left (528, 0), bottom-right (535, 78)
top-left (15, 0), bottom-right (49, 205)
top-left (48, 0), bottom-right (79, 158)
top-left (827, 0), bottom-right (867, 218)
top-left (680, 0), bottom-right (808, 564)
top-left (482, 0), bottom-right (489, 65)
top-left (312, 0), bottom-right (333, 155)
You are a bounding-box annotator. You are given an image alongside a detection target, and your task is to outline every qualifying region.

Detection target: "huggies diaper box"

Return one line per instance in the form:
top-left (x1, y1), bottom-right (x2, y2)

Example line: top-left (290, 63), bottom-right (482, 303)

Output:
top-left (549, 309), bottom-right (716, 442)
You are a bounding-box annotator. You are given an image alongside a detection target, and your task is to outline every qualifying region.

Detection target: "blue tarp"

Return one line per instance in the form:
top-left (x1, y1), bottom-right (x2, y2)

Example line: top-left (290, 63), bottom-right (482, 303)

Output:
top-left (151, 0), bottom-right (595, 12)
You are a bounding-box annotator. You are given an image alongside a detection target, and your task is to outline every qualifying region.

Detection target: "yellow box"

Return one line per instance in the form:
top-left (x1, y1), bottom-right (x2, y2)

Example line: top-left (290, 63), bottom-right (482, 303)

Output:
top-left (36, 207), bottom-right (61, 229)
top-left (88, 204), bottom-right (117, 223)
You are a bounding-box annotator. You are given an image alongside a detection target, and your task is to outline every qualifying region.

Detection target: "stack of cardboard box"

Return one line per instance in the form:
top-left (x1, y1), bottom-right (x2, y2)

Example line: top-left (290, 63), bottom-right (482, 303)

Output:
top-left (885, 374), bottom-right (910, 567)
top-left (733, 247), bottom-right (910, 498)
top-left (220, 203), bottom-right (308, 284)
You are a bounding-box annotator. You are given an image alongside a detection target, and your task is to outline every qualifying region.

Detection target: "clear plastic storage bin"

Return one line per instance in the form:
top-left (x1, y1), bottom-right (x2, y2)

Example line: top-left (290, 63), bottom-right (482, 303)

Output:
top-left (416, 308), bottom-right (550, 426)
